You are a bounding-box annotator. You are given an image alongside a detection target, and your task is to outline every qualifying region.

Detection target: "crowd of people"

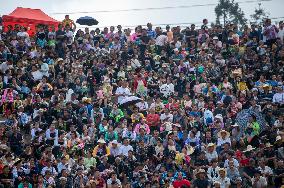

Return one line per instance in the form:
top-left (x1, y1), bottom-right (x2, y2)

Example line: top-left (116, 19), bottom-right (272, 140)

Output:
top-left (0, 15), bottom-right (283, 188)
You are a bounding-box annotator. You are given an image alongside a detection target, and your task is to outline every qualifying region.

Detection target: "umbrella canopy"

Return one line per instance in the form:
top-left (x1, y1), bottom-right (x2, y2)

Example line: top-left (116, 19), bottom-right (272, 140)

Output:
top-left (76, 16), bottom-right (98, 26)
top-left (119, 96), bottom-right (142, 108)
top-left (236, 109), bottom-right (267, 132)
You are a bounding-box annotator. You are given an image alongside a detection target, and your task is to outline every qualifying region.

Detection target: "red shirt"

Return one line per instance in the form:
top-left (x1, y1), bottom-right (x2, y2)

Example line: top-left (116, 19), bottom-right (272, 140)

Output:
top-left (173, 179), bottom-right (191, 188)
top-left (146, 113), bottom-right (160, 127)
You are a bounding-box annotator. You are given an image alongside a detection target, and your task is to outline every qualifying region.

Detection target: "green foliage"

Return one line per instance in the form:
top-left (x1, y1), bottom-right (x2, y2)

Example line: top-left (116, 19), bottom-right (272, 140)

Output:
top-left (215, 0), bottom-right (247, 26)
top-left (250, 3), bottom-right (270, 25)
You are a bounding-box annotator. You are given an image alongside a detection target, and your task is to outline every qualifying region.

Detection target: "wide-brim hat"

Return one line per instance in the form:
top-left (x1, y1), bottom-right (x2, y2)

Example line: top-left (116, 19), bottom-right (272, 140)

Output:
top-left (265, 143), bottom-right (273, 148)
top-left (196, 169), bottom-right (206, 175)
top-left (231, 123), bottom-right (239, 127)
top-left (219, 168), bottom-right (227, 174)
top-left (186, 145), bottom-right (195, 155)
top-left (217, 130), bottom-right (230, 138)
top-left (97, 139), bottom-right (106, 144)
top-left (243, 145), bottom-right (255, 152)
top-left (207, 143), bottom-right (216, 150)
top-left (275, 136), bottom-right (282, 143)
top-left (215, 114), bottom-right (223, 119)
top-left (174, 123), bottom-right (181, 128)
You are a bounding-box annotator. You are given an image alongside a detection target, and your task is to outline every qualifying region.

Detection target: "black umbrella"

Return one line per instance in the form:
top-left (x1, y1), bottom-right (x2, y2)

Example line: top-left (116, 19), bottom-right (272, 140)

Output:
top-left (119, 96), bottom-right (142, 108)
top-left (76, 16), bottom-right (99, 26)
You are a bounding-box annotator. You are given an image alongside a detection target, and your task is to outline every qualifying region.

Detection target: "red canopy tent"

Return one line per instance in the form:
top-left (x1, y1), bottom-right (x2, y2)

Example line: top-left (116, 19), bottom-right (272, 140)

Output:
top-left (2, 7), bottom-right (60, 36)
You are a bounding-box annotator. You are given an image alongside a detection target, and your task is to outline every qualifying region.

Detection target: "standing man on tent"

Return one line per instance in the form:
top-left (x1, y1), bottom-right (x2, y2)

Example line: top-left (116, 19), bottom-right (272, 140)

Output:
top-left (62, 15), bottom-right (76, 31)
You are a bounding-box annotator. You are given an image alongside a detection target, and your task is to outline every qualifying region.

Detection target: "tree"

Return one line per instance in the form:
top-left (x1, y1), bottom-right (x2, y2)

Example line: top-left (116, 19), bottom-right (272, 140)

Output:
top-left (250, 3), bottom-right (270, 25)
top-left (215, 0), bottom-right (247, 26)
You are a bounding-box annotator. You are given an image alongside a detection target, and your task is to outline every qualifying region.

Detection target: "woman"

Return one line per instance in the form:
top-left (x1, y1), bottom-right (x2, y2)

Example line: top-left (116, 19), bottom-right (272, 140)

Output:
top-left (92, 138), bottom-right (110, 158)
top-left (104, 125), bottom-right (119, 142)
top-left (45, 124), bottom-right (58, 146)
top-left (134, 118), bottom-right (150, 135)
top-left (0, 165), bottom-right (13, 188)
top-left (66, 130), bottom-right (81, 149)
top-left (109, 104), bottom-right (124, 123)
top-left (84, 150), bottom-right (97, 170)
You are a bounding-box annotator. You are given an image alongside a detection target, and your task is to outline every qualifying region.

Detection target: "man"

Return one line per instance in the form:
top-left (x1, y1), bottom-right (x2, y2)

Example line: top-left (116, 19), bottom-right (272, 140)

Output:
top-left (193, 169), bottom-right (210, 188)
top-left (8, 126), bottom-right (23, 156)
top-left (115, 81), bottom-right (131, 105)
top-left (147, 23), bottom-right (156, 39)
top-left (273, 86), bottom-right (284, 104)
top-left (263, 18), bottom-right (278, 46)
top-left (119, 138), bottom-right (133, 157)
top-left (106, 172), bottom-right (122, 187)
top-left (278, 21), bottom-right (284, 41)
top-left (172, 172), bottom-right (191, 188)
top-left (62, 15), bottom-right (76, 31)
top-left (215, 168), bottom-right (230, 188)
top-left (41, 159), bottom-right (57, 176)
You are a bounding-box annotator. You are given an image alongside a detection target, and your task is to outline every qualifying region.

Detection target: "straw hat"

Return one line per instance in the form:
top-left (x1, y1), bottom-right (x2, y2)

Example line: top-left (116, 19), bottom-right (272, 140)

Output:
top-left (56, 58), bottom-right (64, 63)
top-left (207, 143), bottom-right (216, 150)
top-left (215, 114), bottom-right (223, 120)
top-left (265, 143), bottom-right (273, 148)
top-left (196, 169), bottom-right (206, 175)
top-left (219, 168), bottom-right (226, 174)
top-left (243, 145), bottom-right (255, 152)
top-left (275, 136), bottom-right (282, 143)
top-left (217, 130), bottom-right (230, 139)
top-left (97, 139), bottom-right (106, 144)
top-left (186, 145), bottom-right (195, 155)
top-left (59, 177), bottom-right (67, 181)
top-left (174, 123), bottom-right (181, 128)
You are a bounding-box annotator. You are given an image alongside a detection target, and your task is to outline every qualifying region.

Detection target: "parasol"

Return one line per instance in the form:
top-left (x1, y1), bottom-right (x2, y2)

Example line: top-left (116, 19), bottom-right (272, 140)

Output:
top-left (119, 96), bottom-right (142, 108)
top-left (76, 16), bottom-right (99, 26)
top-left (235, 109), bottom-right (267, 132)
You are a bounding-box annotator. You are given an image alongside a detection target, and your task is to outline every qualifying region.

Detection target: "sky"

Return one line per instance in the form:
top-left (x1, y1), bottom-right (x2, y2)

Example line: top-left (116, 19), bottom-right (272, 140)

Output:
top-left (1, 0), bottom-right (283, 29)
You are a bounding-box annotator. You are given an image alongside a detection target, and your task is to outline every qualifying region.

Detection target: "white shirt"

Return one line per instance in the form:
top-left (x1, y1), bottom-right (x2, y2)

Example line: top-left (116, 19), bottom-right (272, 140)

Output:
top-left (216, 177), bottom-right (231, 188)
top-left (217, 137), bottom-right (231, 147)
top-left (257, 166), bottom-right (273, 175)
top-left (224, 158), bottom-right (239, 168)
top-left (206, 151), bottom-right (218, 162)
top-left (0, 62), bottom-right (9, 73)
top-left (155, 34), bottom-right (168, 46)
top-left (273, 92), bottom-right (284, 104)
top-left (136, 101), bottom-right (149, 111)
top-left (278, 28), bottom-right (284, 41)
top-left (32, 70), bottom-right (43, 81)
top-left (119, 144), bottom-right (133, 156)
top-left (41, 166), bottom-right (57, 176)
top-left (115, 87), bottom-right (131, 104)
top-left (160, 113), bottom-right (173, 122)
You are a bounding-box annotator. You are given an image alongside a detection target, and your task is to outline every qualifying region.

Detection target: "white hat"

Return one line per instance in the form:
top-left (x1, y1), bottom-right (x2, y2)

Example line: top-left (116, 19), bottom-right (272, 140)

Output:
top-left (275, 136), bottom-right (282, 142)
top-left (174, 48), bottom-right (179, 52)
top-left (111, 140), bottom-right (119, 145)
top-left (174, 123), bottom-right (181, 128)
top-left (252, 88), bottom-right (258, 92)
top-left (231, 123), bottom-right (239, 127)
top-left (243, 145), bottom-right (255, 152)
top-left (186, 145), bottom-right (195, 155)
top-left (213, 36), bottom-right (219, 40)
top-left (215, 114), bottom-right (223, 119)
top-left (97, 139), bottom-right (106, 144)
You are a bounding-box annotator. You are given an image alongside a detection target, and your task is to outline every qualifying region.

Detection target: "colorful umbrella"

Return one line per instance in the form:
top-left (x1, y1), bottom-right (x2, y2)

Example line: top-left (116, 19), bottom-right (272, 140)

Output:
top-left (236, 109), bottom-right (267, 132)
